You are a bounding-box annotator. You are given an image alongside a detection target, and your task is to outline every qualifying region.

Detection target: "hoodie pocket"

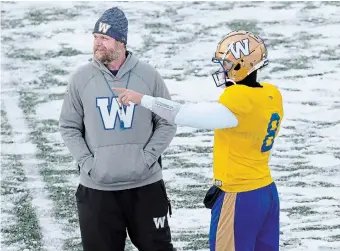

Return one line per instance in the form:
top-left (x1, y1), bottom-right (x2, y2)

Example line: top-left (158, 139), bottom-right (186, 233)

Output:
top-left (90, 144), bottom-right (150, 185)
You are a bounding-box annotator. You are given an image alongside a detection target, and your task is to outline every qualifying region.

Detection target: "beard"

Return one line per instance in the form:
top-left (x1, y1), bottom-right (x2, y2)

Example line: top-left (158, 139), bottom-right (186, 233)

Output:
top-left (94, 46), bottom-right (121, 65)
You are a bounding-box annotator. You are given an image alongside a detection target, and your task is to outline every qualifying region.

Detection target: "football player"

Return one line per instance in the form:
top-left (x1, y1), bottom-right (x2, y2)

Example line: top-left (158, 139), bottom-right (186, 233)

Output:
top-left (114, 30), bottom-right (284, 251)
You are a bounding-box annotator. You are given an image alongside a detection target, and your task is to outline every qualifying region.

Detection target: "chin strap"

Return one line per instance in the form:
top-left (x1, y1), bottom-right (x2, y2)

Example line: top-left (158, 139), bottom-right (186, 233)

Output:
top-left (226, 79), bottom-right (236, 85)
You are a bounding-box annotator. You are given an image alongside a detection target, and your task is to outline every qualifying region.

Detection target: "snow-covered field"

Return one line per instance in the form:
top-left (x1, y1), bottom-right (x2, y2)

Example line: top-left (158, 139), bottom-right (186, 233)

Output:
top-left (1, 1), bottom-right (340, 250)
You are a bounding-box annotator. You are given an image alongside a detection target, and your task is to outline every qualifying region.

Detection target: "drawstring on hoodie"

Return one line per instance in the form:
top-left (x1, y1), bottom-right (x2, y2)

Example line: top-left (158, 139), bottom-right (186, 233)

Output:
top-left (101, 71), bottom-right (131, 130)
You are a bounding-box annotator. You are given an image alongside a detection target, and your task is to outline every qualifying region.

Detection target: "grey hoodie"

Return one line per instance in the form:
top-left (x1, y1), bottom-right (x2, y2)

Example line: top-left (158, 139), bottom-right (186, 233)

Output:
top-left (59, 52), bottom-right (177, 191)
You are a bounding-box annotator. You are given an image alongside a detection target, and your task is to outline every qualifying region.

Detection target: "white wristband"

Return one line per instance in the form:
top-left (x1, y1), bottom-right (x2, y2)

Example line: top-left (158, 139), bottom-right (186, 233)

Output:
top-left (141, 95), bottom-right (154, 110)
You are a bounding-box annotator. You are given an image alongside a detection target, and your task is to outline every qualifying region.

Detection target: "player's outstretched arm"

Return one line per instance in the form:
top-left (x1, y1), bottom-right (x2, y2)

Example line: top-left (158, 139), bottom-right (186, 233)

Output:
top-left (113, 88), bottom-right (238, 130)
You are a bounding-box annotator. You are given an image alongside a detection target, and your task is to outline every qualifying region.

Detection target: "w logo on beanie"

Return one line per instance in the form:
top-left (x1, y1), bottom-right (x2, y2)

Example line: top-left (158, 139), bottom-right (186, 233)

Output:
top-left (93, 7), bottom-right (128, 44)
top-left (98, 22), bottom-right (111, 33)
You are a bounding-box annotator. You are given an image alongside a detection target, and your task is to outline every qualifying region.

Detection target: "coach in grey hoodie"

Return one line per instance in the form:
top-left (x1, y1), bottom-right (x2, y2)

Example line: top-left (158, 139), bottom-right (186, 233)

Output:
top-left (59, 7), bottom-right (177, 251)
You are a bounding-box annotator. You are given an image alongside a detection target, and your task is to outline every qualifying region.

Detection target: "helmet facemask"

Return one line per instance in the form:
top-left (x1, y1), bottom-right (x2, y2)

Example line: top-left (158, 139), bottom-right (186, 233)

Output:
top-left (211, 58), bottom-right (236, 88)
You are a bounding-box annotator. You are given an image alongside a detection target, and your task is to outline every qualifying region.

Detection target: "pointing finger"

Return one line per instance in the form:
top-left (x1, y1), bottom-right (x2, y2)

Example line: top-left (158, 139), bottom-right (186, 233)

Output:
top-left (112, 87), bottom-right (127, 93)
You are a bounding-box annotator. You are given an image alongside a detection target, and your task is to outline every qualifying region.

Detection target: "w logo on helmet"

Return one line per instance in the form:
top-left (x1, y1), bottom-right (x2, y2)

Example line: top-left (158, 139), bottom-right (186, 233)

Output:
top-left (98, 22), bottom-right (111, 33)
top-left (229, 39), bottom-right (250, 60)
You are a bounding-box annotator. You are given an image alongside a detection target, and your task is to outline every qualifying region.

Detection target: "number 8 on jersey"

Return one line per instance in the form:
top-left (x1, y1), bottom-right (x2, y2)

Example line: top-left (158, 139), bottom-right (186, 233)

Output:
top-left (261, 113), bottom-right (281, 152)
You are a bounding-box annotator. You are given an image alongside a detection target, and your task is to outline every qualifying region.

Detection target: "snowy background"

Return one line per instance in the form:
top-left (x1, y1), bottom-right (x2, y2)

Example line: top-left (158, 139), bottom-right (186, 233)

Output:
top-left (1, 1), bottom-right (340, 251)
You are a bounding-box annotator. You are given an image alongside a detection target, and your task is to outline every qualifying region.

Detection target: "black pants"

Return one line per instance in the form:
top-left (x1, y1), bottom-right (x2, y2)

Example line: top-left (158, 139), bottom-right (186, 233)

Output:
top-left (76, 180), bottom-right (175, 251)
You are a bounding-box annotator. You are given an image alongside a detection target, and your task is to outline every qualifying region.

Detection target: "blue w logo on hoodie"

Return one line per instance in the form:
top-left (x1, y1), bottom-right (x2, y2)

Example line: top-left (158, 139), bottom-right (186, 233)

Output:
top-left (96, 97), bottom-right (136, 130)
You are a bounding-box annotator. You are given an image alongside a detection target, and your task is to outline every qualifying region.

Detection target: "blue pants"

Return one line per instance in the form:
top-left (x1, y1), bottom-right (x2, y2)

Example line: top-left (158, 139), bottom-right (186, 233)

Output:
top-left (209, 182), bottom-right (279, 251)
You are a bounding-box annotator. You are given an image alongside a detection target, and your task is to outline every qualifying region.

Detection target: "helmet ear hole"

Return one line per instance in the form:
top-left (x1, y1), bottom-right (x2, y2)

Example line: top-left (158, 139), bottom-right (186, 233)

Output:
top-left (234, 63), bottom-right (241, 71)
